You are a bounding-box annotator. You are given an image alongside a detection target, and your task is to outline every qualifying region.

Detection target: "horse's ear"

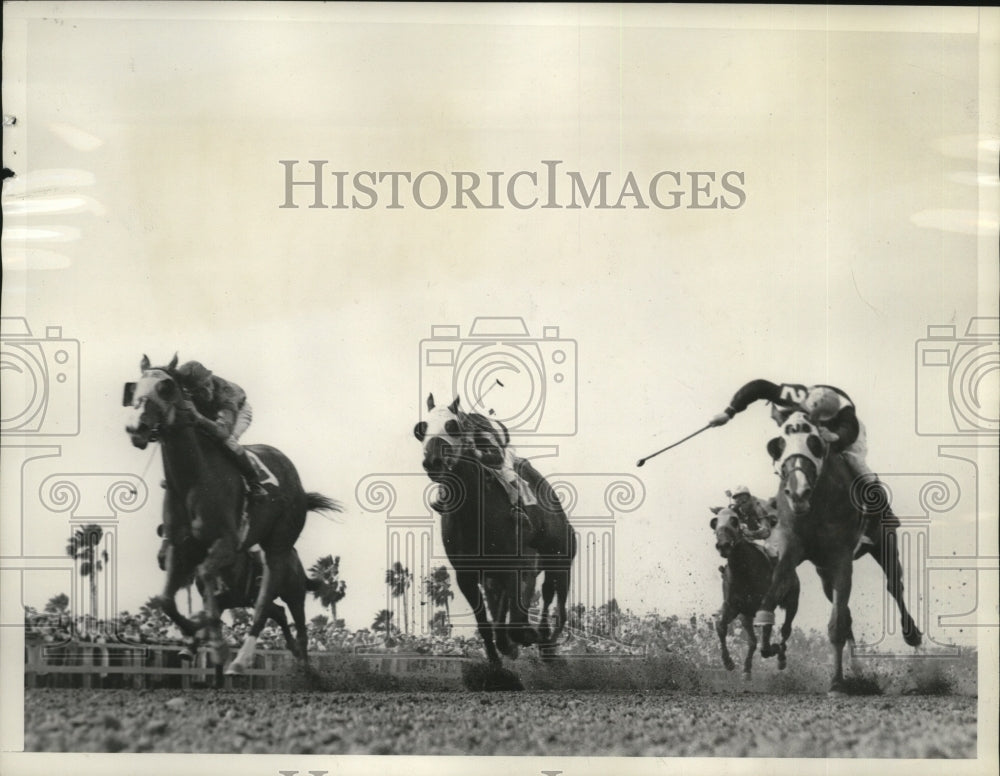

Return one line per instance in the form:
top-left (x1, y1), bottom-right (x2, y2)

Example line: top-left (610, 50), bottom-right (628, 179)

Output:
top-left (140, 354), bottom-right (150, 372)
top-left (426, 393), bottom-right (435, 411)
top-left (156, 524), bottom-right (165, 537)
top-left (710, 517), bottom-right (718, 530)
top-left (495, 419), bottom-right (510, 447)
top-left (767, 436), bottom-right (785, 461)
top-left (448, 396), bottom-right (461, 415)
top-left (413, 421), bottom-right (427, 442)
top-left (122, 382), bottom-right (136, 407)
top-left (167, 352), bottom-right (178, 372)
top-left (709, 506), bottom-right (723, 514)
top-left (807, 434), bottom-right (825, 459)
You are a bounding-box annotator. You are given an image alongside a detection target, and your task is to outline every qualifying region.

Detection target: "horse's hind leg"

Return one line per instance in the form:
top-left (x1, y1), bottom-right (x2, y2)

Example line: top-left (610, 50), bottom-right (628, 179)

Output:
top-left (284, 588), bottom-right (309, 667)
top-left (871, 520), bottom-right (922, 647)
top-left (226, 550), bottom-right (283, 675)
top-left (554, 566), bottom-right (572, 643)
top-left (267, 603), bottom-right (297, 657)
top-left (538, 572), bottom-right (556, 644)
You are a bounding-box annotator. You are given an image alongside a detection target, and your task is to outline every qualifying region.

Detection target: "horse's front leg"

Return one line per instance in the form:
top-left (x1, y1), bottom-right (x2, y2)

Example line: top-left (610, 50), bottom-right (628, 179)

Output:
top-left (509, 569), bottom-right (539, 648)
top-left (756, 547), bottom-right (800, 659)
top-left (196, 532), bottom-right (238, 670)
top-left (157, 544), bottom-right (201, 640)
top-left (716, 605), bottom-right (736, 672)
top-left (739, 612), bottom-right (757, 681)
top-left (777, 579), bottom-right (800, 671)
top-left (826, 560), bottom-right (853, 694)
top-left (457, 571), bottom-right (501, 666)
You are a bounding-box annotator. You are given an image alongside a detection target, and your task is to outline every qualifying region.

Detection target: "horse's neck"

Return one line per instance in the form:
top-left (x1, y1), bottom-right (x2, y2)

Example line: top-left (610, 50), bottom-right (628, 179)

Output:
top-left (814, 453), bottom-right (851, 503)
top-left (728, 540), bottom-right (766, 572)
top-left (443, 462), bottom-right (503, 539)
top-left (160, 421), bottom-right (210, 491)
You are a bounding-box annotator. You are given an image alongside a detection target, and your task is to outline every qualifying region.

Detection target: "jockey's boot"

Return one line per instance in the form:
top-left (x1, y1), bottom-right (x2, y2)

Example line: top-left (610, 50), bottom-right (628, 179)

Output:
top-left (232, 448), bottom-right (268, 502)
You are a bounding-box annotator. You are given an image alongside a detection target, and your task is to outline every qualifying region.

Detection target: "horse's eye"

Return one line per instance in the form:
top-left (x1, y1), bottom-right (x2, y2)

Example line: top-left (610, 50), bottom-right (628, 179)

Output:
top-left (445, 419), bottom-right (460, 436)
top-left (156, 380), bottom-right (176, 399)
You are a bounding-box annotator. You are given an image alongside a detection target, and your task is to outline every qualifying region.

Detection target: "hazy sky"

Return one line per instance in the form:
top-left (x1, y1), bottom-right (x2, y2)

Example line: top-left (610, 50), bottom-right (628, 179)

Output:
top-left (2, 4), bottom-right (997, 666)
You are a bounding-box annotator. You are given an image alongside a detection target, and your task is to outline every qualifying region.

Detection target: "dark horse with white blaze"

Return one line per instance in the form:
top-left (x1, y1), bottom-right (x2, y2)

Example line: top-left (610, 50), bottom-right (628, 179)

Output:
top-left (756, 411), bottom-right (922, 693)
top-left (125, 355), bottom-right (341, 675)
top-left (156, 525), bottom-right (320, 661)
top-left (414, 395), bottom-right (577, 666)
top-left (710, 506), bottom-right (800, 679)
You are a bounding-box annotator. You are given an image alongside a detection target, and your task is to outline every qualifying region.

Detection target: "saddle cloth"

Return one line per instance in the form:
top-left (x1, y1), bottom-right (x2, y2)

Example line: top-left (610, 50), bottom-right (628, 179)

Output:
top-left (237, 451), bottom-right (280, 545)
top-left (246, 450), bottom-right (280, 487)
top-left (484, 457), bottom-right (537, 508)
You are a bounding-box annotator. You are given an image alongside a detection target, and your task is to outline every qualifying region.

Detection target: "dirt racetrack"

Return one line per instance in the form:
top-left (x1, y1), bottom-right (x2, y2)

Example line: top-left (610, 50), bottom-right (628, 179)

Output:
top-left (24, 686), bottom-right (976, 757)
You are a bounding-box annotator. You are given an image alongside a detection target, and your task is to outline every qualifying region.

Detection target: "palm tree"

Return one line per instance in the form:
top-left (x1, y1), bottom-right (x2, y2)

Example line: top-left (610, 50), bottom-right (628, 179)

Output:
top-left (65, 524), bottom-right (108, 630)
top-left (430, 610), bottom-right (450, 637)
top-left (43, 592), bottom-right (71, 630)
top-left (371, 608), bottom-right (394, 644)
top-left (44, 593), bottom-right (70, 617)
top-left (385, 561), bottom-right (412, 634)
top-left (309, 554), bottom-right (347, 620)
top-left (422, 565), bottom-right (454, 632)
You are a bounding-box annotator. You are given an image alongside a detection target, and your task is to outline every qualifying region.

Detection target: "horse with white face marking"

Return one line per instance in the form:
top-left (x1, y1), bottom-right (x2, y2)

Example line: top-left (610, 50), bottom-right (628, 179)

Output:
top-left (414, 394), bottom-right (576, 667)
top-left (757, 411), bottom-right (921, 693)
top-left (124, 355), bottom-right (341, 677)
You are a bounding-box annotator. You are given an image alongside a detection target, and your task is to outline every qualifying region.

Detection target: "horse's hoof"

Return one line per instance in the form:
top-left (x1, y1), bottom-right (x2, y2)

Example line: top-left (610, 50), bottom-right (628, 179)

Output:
top-left (224, 660), bottom-right (245, 676)
top-left (828, 680), bottom-right (847, 696)
top-left (904, 628), bottom-right (923, 648)
top-left (722, 658), bottom-right (735, 671)
top-left (777, 654), bottom-right (787, 670)
top-left (517, 627), bottom-right (540, 646)
top-left (742, 671), bottom-right (752, 683)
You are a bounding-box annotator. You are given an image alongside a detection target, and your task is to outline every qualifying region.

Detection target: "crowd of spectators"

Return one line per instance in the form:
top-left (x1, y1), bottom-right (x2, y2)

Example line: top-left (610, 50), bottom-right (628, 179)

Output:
top-left (24, 600), bottom-right (950, 668)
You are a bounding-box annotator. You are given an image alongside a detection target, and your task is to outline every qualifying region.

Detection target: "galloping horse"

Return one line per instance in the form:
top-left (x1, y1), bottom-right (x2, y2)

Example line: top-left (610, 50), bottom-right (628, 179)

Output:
top-left (414, 395), bottom-right (577, 666)
top-left (710, 506), bottom-right (799, 679)
top-left (155, 524), bottom-right (320, 661)
top-left (125, 355), bottom-right (341, 675)
top-left (756, 411), bottom-right (921, 692)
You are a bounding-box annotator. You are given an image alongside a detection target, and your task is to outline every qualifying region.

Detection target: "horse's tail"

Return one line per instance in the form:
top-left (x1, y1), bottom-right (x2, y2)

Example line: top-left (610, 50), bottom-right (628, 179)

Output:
top-left (306, 492), bottom-right (343, 516)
